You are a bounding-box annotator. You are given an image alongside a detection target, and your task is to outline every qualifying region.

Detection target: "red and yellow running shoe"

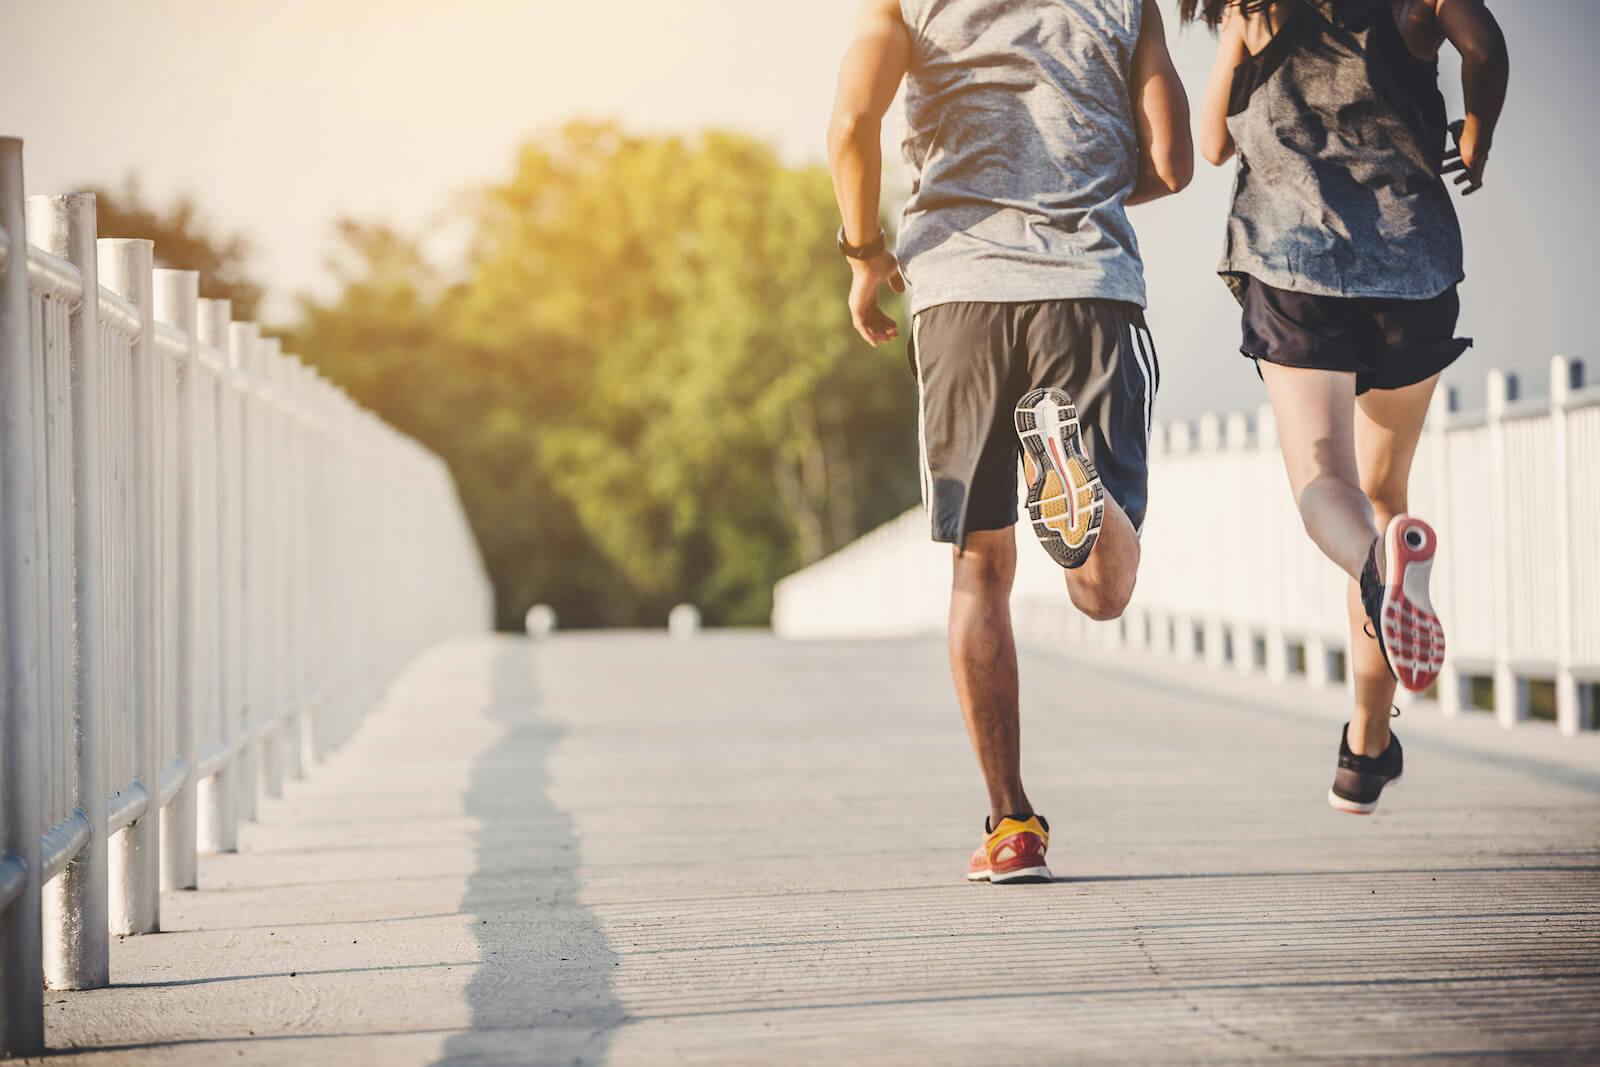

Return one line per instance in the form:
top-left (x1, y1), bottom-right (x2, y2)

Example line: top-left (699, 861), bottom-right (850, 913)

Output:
top-left (966, 815), bottom-right (1052, 885)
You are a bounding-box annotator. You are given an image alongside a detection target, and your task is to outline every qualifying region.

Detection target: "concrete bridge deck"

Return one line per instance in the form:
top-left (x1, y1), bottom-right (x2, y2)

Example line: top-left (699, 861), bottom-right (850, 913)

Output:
top-left (32, 633), bottom-right (1600, 1065)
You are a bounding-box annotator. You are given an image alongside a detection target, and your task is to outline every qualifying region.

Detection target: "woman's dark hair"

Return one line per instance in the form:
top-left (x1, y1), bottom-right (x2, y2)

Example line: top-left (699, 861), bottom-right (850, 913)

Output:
top-left (1177, 0), bottom-right (1277, 28)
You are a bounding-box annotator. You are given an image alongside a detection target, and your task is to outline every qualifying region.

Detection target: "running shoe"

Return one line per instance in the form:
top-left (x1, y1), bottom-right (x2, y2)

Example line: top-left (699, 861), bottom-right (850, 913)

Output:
top-left (1015, 388), bottom-right (1104, 570)
top-left (966, 814), bottom-right (1052, 884)
top-left (1328, 724), bottom-right (1404, 814)
top-left (1358, 514), bottom-right (1446, 693)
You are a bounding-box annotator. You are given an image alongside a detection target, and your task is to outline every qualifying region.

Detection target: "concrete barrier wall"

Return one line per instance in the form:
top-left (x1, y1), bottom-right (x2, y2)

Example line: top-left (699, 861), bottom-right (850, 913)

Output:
top-left (775, 358), bottom-right (1599, 740)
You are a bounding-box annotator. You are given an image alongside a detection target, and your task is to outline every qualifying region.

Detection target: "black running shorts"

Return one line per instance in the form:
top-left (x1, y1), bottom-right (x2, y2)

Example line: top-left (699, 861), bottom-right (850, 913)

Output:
top-left (909, 299), bottom-right (1159, 547)
top-left (1238, 277), bottom-right (1472, 395)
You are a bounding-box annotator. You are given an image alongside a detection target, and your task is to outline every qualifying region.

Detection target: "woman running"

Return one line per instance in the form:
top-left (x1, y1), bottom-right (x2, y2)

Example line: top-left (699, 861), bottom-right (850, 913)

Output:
top-left (1184, 0), bottom-right (1508, 812)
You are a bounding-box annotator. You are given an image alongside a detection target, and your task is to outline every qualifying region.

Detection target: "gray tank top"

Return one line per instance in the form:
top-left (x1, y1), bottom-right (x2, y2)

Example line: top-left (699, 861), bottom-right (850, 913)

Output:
top-left (1221, 0), bottom-right (1464, 302)
top-left (896, 0), bottom-right (1147, 317)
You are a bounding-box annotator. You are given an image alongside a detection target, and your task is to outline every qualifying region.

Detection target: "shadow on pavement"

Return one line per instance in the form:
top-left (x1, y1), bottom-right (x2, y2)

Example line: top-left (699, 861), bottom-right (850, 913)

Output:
top-left (436, 636), bottom-right (625, 1065)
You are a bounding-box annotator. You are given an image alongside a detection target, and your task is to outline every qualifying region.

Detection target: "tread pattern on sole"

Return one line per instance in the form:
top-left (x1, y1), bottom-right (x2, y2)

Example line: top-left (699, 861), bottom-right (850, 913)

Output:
top-left (1015, 387), bottom-right (1103, 571)
top-left (1382, 517), bottom-right (1445, 693)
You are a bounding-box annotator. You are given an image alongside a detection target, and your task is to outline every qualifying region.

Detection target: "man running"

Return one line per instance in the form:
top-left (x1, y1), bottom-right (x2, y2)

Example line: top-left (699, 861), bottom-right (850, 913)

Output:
top-left (827, 0), bottom-right (1191, 883)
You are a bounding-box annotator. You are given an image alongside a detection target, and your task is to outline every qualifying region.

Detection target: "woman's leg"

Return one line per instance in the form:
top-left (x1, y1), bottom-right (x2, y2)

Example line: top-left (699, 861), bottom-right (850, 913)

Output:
top-left (1258, 363), bottom-right (1378, 580)
top-left (1343, 374), bottom-right (1441, 754)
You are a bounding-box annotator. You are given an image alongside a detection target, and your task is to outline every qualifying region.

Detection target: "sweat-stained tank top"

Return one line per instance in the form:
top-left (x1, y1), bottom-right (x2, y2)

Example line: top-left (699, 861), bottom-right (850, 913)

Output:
top-left (1220, 0), bottom-right (1464, 302)
top-left (896, 0), bottom-right (1147, 317)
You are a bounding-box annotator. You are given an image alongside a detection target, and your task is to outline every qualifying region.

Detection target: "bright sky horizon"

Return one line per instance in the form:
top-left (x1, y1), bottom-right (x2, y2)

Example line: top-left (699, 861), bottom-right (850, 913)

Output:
top-left (2, 0), bottom-right (1594, 416)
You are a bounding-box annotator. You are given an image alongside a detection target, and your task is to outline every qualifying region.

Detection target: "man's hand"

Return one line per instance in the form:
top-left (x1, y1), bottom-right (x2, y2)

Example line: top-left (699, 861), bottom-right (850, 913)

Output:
top-left (1442, 118), bottom-right (1487, 195)
top-left (848, 251), bottom-right (905, 345)
top-left (829, 0), bottom-right (910, 345)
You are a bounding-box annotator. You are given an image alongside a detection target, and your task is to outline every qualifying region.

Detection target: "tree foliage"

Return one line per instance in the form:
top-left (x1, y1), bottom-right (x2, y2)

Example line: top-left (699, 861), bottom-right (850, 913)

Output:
top-left (291, 124), bottom-right (919, 629)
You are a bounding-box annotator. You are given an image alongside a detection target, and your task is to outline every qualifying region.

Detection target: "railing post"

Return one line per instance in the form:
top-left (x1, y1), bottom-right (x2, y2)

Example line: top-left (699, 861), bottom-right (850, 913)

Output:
top-left (291, 360), bottom-right (319, 770)
top-left (30, 192), bottom-right (111, 990)
top-left (100, 237), bottom-right (161, 934)
top-left (1549, 356), bottom-right (1591, 735)
top-left (154, 270), bottom-right (199, 891)
top-left (1425, 385), bottom-right (1462, 716)
top-left (1195, 414), bottom-right (1229, 670)
top-left (1165, 421), bottom-right (1198, 664)
top-left (197, 299), bottom-right (238, 853)
top-left (1255, 405), bottom-right (1289, 683)
top-left (0, 136), bottom-right (46, 1059)
top-left (1486, 370), bottom-right (1528, 728)
top-left (1222, 412), bottom-right (1255, 676)
top-left (277, 352), bottom-right (305, 784)
top-left (227, 322), bottom-right (259, 824)
top-left (255, 337), bottom-right (284, 800)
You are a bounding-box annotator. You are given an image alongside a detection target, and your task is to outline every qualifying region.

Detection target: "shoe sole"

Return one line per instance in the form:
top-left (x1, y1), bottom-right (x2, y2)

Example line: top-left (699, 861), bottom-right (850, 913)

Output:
top-left (1015, 388), bottom-right (1103, 570)
top-left (1327, 774), bottom-right (1403, 815)
top-left (988, 865), bottom-right (1053, 884)
top-left (1382, 516), bottom-right (1445, 693)
top-left (966, 869), bottom-right (990, 883)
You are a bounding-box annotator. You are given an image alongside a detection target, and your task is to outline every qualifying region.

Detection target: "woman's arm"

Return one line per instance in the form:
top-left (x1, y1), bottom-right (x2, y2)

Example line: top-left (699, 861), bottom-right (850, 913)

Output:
top-left (1197, 10), bottom-right (1247, 166)
top-left (1435, 0), bottom-right (1509, 188)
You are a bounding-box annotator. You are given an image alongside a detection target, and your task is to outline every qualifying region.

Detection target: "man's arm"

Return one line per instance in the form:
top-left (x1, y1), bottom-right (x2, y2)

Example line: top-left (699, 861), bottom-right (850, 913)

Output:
top-left (1434, 0), bottom-right (1509, 191)
top-left (827, 0), bottom-right (910, 346)
top-left (1126, 0), bottom-right (1194, 205)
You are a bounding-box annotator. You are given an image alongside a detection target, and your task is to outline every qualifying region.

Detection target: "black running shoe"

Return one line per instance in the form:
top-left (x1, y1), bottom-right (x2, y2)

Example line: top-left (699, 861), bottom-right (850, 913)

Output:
top-left (1328, 724), bottom-right (1403, 815)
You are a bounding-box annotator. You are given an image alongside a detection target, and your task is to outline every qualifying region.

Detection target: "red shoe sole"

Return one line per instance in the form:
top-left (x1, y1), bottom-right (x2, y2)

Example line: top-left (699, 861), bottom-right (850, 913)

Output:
top-left (1382, 516), bottom-right (1445, 693)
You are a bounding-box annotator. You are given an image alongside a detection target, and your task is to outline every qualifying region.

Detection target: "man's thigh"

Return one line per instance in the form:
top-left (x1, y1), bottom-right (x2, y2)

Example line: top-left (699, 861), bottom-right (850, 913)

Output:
top-left (911, 302), bottom-right (1028, 547)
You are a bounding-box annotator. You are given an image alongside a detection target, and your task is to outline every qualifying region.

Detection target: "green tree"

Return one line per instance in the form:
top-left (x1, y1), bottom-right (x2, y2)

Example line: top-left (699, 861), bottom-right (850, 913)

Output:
top-left (293, 123), bottom-right (918, 628)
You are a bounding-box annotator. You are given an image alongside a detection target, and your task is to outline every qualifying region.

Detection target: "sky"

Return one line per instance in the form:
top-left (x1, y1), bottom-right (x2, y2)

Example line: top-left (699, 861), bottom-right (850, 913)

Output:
top-left (2, 0), bottom-right (1594, 416)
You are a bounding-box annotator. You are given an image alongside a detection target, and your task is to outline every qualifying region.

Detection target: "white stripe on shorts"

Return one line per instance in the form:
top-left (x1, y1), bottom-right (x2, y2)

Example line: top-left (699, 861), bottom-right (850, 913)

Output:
top-left (912, 314), bottom-right (932, 510)
top-left (1129, 322), bottom-right (1155, 445)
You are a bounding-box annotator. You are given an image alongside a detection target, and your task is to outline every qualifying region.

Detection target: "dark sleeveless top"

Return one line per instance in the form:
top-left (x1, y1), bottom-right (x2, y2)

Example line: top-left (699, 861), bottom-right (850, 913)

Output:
top-left (1219, 0), bottom-right (1464, 303)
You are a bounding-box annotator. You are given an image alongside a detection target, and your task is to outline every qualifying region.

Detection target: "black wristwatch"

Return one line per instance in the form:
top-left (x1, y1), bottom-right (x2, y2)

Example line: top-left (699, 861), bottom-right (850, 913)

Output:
top-left (837, 226), bottom-right (887, 261)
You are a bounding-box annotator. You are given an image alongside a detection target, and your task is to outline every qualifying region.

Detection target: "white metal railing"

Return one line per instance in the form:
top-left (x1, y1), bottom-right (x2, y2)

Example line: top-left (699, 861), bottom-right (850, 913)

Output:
top-left (0, 138), bottom-right (493, 1056)
top-left (774, 357), bottom-right (1599, 739)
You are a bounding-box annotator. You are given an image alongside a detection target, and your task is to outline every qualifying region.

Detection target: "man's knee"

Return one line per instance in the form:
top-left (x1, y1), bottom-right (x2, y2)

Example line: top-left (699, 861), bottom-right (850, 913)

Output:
top-left (1066, 567), bottom-right (1135, 621)
top-left (952, 531), bottom-right (1017, 594)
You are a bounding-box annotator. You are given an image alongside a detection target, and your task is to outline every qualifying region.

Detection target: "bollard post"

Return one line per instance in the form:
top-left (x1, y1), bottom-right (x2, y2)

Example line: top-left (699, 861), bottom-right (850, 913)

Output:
top-left (0, 136), bottom-right (46, 1059)
top-left (197, 300), bottom-right (239, 852)
top-left (30, 192), bottom-right (111, 989)
top-left (669, 604), bottom-right (702, 640)
top-left (154, 270), bottom-right (199, 891)
top-left (227, 322), bottom-right (260, 823)
top-left (100, 237), bottom-right (161, 935)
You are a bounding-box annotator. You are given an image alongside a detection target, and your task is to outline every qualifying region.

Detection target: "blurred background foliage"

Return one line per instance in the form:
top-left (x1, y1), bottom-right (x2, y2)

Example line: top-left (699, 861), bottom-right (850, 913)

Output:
top-left (281, 122), bottom-right (918, 629)
top-left (86, 176), bottom-right (265, 320)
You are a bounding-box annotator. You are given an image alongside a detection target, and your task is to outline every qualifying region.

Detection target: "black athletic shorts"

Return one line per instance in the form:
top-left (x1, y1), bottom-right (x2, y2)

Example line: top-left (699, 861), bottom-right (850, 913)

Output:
top-left (909, 299), bottom-right (1159, 547)
top-left (1237, 276), bottom-right (1472, 395)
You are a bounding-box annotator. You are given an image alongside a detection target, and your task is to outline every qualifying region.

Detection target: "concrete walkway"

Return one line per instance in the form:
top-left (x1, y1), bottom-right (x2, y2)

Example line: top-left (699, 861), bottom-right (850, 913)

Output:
top-left (34, 633), bottom-right (1600, 1065)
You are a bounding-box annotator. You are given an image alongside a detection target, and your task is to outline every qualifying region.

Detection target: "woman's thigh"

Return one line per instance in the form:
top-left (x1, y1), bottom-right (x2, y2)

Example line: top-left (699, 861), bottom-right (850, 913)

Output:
top-left (1353, 374), bottom-right (1441, 509)
top-left (1258, 362), bottom-right (1361, 499)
